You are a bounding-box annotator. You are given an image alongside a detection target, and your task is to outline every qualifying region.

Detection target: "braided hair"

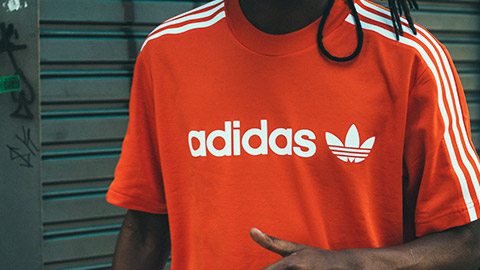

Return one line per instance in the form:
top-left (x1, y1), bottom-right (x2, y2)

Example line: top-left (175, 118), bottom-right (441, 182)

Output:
top-left (318, 0), bottom-right (419, 62)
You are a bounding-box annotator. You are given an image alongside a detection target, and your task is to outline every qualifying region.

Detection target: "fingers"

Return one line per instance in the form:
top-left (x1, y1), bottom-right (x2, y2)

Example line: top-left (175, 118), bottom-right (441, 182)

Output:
top-left (259, 256), bottom-right (297, 270)
top-left (250, 228), bottom-right (305, 258)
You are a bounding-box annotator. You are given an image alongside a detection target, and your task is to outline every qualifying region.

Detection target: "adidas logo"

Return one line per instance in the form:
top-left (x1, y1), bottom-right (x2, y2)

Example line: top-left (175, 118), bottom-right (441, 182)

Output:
top-left (325, 124), bottom-right (375, 163)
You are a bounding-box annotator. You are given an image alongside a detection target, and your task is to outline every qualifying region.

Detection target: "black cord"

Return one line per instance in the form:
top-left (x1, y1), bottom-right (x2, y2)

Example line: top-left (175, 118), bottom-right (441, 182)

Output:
top-left (317, 0), bottom-right (363, 62)
top-left (317, 0), bottom-right (419, 61)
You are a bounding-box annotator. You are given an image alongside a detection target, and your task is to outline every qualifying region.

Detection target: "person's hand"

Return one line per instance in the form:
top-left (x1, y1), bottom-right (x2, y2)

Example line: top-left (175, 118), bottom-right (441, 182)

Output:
top-left (250, 228), bottom-right (363, 270)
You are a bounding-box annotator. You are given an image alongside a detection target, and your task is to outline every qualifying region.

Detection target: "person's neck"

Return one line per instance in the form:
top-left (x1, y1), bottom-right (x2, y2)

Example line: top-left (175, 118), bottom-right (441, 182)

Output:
top-left (238, 0), bottom-right (330, 35)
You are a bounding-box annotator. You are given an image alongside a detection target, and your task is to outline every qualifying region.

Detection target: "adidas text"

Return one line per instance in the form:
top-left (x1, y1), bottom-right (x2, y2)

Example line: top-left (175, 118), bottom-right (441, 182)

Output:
top-left (188, 120), bottom-right (317, 158)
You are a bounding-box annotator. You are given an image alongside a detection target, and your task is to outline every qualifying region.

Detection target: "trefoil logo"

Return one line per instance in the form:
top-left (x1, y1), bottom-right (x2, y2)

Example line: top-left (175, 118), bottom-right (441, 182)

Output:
top-left (325, 124), bottom-right (375, 163)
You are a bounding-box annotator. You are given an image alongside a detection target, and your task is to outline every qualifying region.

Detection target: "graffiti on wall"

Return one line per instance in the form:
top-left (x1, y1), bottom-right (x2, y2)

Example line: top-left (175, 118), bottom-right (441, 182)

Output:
top-left (5, 126), bottom-right (39, 168)
top-left (0, 22), bottom-right (35, 119)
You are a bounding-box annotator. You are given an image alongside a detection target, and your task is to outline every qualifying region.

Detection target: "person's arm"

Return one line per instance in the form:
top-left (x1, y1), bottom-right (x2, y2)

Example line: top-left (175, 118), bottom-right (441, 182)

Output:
top-left (112, 210), bottom-right (171, 270)
top-left (251, 219), bottom-right (480, 269)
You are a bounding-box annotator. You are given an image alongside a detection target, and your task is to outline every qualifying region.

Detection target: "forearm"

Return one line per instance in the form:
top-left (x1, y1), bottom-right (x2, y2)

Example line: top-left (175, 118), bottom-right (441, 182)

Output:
top-left (112, 210), bottom-right (171, 270)
top-left (348, 220), bottom-right (480, 269)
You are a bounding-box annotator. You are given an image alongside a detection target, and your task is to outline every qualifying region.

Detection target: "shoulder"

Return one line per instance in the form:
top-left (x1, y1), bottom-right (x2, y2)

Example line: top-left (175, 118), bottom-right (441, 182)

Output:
top-left (352, 0), bottom-right (451, 77)
top-left (140, 0), bottom-right (226, 52)
top-left (353, 0), bottom-right (445, 55)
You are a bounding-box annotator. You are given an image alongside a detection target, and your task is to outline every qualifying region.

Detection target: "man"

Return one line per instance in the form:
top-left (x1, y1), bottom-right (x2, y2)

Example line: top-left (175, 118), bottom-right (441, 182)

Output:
top-left (107, 0), bottom-right (480, 268)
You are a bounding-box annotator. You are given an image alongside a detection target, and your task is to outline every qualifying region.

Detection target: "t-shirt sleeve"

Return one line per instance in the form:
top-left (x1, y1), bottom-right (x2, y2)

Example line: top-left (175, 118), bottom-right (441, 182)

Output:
top-left (106, 50), bottom-right (167, 214)
top-left (404, 45), bottom-right (480, 237)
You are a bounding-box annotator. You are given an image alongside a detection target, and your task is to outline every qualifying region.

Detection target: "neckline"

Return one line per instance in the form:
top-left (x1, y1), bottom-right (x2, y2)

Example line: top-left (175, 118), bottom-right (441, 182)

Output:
top-left (225, 0), bottom-right (352, 56)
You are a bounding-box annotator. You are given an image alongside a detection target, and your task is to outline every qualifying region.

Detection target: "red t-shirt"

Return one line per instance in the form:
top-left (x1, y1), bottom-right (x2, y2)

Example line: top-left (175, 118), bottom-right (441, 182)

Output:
top-left (107, 0), bottom-right (480, 268)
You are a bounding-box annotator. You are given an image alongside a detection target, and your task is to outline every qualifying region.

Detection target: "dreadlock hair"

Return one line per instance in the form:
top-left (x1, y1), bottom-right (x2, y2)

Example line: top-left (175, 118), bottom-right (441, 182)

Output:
top-left (317, 0), bottom-right (419, 62)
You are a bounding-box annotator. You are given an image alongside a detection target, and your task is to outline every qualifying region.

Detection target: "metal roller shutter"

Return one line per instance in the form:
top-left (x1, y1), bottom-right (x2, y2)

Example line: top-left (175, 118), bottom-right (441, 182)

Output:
top-left (39, 0), bottom-right (199, 269)
top-left (38, 0), bottom-right (479, 269)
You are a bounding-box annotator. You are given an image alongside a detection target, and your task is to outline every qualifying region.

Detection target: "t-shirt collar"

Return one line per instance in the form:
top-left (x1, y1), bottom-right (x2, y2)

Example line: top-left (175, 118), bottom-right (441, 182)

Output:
top-left (225, 0), bottom-right (352, 56)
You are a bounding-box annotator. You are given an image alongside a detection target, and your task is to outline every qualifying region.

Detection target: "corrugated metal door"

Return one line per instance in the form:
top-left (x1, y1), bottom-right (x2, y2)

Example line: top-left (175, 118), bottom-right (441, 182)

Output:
top-left (39, 0), bottom-right (479, 269)
top-left (39, 0), bottom-right (199, 268)
top-left (419, 0), bottom-right (480, 146)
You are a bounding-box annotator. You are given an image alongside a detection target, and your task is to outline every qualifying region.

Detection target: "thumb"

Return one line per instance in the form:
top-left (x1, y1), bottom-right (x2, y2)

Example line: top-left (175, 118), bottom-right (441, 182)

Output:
top-left (250, 228), bottom-right (305, 257)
